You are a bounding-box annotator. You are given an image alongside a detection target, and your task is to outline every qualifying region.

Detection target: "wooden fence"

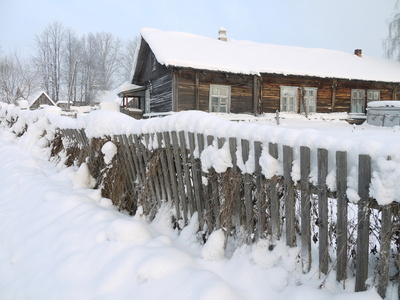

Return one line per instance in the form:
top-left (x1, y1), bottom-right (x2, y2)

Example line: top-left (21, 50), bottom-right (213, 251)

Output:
top-left (58, 128), bottom-right (398, 298)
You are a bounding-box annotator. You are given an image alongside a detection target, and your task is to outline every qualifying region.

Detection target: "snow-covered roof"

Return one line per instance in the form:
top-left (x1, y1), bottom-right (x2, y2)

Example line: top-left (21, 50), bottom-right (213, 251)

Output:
top-left (26, 91), bottom-right (56, 107)
top-left (140, 28), bottom-right (400, 83)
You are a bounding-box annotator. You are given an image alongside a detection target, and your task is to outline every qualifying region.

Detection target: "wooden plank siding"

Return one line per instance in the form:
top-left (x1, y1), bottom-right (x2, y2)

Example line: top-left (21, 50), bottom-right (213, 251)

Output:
top-left (176, 69), bottom-right (254, 114)
top-left (261, 73), bottom-right (395, 114)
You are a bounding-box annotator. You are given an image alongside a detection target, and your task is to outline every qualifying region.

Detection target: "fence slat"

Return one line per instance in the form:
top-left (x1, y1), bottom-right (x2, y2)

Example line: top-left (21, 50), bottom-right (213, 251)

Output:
top-left (207, 135), bottom-right (220, 230)
top-left (318, 148), bottom-right (329, 275)
top-left (336, 151), bottom-right (348, 282)
top-left (179, 131), bottom-right (195, 217)
top-left (198, 133), bottom-right (212, 230)
top-left (126, 135), bottom-right (143, 184)
top-left (133, 134), bottom-right (147, 184)
top-left (283, 145), bottom-right (295, 247)
top-left (355, 154), bottom-right (371, 292)
top-left (163, 131), bottom-right (181, 221)
top-left (229, 137), bottom-right (241, 229)
top-left (144, 133), bottom-right (162, 205)
top-left (269, 143), bottom-right (280, 241)
top-left (254, 141), bottom-right (266, 239)
top-left (156, 132), bottom-right (172, 203)
top-left (188, 132), bottom-right (203, 222)
top-left (171, 131), bottom-right (188, 224)
top-left (242, 139), bottom-right (253, 235)
top-left (300, 146), bottom-right (311, 273)
top-left (377, 205), bottom-right (392, 298)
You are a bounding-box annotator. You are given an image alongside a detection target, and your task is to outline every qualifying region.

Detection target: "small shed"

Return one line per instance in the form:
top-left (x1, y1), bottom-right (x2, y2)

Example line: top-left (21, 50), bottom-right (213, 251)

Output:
top-left (367, 101), bottom-right (400, 127)
top-left (27, 91), bottom-right (57, 110)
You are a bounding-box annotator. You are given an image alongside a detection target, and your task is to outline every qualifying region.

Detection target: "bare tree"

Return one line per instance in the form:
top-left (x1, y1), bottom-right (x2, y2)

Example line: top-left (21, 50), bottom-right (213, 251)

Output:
top-left (119, 37), bottom-right (139, 83)
top-left (78, 33), bottom-right (99, 105)
top-left (95, 32), bottom-right (123, 90)
top-left (384, 2), bottom-right (400, 60)
top-left (0, 51), bottom-right (38, 104)
top-left (34, 21), bottom-right (66, 102)
top-left (63, 28), bottom-right (80, 105)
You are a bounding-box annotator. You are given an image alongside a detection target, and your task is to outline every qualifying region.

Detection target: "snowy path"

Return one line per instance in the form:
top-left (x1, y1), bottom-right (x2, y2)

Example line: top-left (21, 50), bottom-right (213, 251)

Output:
top-left (0, 131), bottom-right (383, 300)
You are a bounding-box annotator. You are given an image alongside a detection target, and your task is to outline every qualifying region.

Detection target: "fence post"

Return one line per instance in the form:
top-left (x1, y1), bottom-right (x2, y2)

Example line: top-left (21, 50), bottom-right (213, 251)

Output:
top-left (283, 145), bottom-right (295, 247)
top-left (269, 143), bottom-right (280, 241)
top-left (318, 148), bottom-right (329, 275)
top-left (300, 146), bottom-right (311, 273)
top-left (355, 154), bottom-right (371, 292)
top-left (336, 151), bottom-right (347, 282)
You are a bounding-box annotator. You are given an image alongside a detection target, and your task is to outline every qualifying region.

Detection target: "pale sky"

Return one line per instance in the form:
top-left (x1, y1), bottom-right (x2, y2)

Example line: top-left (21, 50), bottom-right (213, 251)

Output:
top-left (0, 0), bottom-right (397, 59)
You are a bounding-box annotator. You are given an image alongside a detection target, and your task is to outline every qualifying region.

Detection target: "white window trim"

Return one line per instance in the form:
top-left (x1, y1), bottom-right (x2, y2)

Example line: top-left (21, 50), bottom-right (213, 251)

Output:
top-left (280, 86), bottom-right (298, 113)
top-left (209, 85), bottom-right (231, 113)
top-left (351, 89), bottom-right (366, 114)
top-left (367, 90), bottom-right (380, 103)
top-left (300, 87), bottom-right (318, 114)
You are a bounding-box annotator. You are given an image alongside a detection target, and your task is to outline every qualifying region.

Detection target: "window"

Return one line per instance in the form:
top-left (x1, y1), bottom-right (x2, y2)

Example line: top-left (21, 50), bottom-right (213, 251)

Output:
top-left (280, 86), bottom-right (298, 112)
top-left (367, 90), bottom-right (380, 103)
top-left (300, 87), bottom-right (317, 114)
top-left (209, 85), bottom-right (231, 113)
top-left (351, 89), bottom-right (365, 113)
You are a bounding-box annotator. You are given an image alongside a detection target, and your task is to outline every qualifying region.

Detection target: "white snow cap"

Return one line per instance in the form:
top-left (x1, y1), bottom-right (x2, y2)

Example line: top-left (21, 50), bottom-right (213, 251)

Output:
top-left (140, 28), bottom-right (400, 82)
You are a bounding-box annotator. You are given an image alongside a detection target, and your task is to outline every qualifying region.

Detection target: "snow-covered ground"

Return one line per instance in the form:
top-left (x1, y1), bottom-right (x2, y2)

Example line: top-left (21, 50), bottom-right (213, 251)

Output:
top-left (0, 122), bottom-right (385, 300)
top-left (0, 105), bottom-right (397, 299)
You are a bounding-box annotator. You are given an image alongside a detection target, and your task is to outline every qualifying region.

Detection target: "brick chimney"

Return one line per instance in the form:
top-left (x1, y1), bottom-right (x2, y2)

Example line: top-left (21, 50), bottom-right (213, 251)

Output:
top-left (354, 49), bottom-right (362, 57)
top-left (218, 27), bottom-right (227, 42)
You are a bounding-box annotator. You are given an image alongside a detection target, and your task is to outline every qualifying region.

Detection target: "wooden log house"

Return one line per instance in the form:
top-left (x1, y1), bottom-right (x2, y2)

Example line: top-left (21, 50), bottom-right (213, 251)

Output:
top-left (126, 28), bottom-right (400, 118)
top-left (26, 91), bottom-right (57, 110)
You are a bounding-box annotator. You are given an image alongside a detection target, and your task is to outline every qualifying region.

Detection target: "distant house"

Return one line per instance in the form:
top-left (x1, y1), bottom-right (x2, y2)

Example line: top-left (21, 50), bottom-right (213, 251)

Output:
top-left (130, 28), bottom-right (400, 118)
top-left (27, 91), bottom-right (57, 110)
top-left (56, 100), bottom-right (69, 110)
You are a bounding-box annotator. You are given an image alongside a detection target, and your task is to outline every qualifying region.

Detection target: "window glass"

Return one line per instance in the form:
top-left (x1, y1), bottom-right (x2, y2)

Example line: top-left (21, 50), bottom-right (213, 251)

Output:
top-left (280, 87), bottom-right (298, 113)
top-left (209, 85), bottom-right (231, 113)
top-left (351, 89), bottom-right (365, 113)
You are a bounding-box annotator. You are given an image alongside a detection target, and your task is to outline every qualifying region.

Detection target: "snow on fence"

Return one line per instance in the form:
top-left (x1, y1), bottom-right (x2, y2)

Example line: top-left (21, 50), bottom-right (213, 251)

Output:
top-left (57, 127), bottom-right (398, 298)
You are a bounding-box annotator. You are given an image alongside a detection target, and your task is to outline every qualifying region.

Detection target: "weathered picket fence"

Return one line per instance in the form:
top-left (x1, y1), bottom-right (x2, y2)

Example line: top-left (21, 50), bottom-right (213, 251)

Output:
top-left (58, 128), bottom-right (398, 298)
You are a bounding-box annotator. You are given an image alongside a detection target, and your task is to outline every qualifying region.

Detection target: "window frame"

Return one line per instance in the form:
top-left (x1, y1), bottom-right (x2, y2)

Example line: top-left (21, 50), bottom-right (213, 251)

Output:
top-left (367, 90), bottom-right (380, 103)
top-left (209, 85), bottom-right (231, 113)
top-left (300, 87), bottom-right (318, 114)
top-left (280, 86), bottom-right (299, 113)
top-left (350, 89), bottom-right (366, 113)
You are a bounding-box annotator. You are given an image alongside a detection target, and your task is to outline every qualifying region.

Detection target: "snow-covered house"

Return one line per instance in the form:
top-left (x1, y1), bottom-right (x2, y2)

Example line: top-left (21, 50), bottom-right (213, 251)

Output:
top-left (130, 28), bottom-right (400, 118)
top-left (26, 91), bottom-right (57, 110)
